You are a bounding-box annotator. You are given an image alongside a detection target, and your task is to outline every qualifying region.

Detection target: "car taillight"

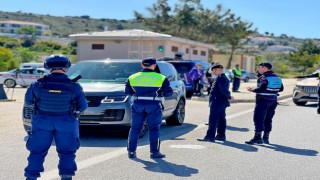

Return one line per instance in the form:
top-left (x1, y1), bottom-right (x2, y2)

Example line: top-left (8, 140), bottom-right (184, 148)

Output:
top-left (186, 74), bottom-right (191, 84)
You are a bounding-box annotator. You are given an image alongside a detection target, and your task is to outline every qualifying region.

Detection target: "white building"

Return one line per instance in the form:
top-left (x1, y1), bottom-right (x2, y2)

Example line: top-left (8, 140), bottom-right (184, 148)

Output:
top-left (0, 20), bottom-right (50, 36)
top-left (69, 29), bottom-right (215, 61)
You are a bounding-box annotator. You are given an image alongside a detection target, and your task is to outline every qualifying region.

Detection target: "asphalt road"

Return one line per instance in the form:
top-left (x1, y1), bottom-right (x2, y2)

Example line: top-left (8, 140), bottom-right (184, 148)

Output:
top-left (0, 88), bottom-right (319, 180)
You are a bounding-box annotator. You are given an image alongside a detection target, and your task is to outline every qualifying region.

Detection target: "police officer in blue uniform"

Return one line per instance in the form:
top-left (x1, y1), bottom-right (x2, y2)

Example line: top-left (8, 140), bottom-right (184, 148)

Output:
top-left (197, 64), bottom-right (234, 142)
top-left (24, 55), bottom-right (88, 180)
top-left (245, 62), bottom-right (283, 144)
top-left (125, 57), bottom-right (173, 159)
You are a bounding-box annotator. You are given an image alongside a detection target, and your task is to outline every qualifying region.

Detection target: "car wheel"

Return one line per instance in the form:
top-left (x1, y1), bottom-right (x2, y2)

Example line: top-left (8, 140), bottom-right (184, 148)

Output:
top-left (292, 98), bottom-right (307, 106)
top-left (165, 99), bottom-right (185, 126)
top-left (4, 79), bottom-right (16, 88)
top-left (244, 77), bottom-right (249, 82)
top-left (139, 119), bottom-right (148, 138)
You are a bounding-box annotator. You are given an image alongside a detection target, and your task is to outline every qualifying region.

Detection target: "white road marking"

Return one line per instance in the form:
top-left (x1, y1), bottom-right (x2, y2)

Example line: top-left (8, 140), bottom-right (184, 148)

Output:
top-left (40, 97), bottom-right (292, 179)
top-left (169, 144), bottom-right (205, 149)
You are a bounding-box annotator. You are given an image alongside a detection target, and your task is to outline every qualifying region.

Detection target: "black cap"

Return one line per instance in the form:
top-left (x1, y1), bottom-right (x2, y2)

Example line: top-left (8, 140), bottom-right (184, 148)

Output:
top-left (258, 62), bottom-right (272, 69)
top-left (211, 64), bottom-right (224, 70)
top-left (142, 57), bottom-right (157, 67)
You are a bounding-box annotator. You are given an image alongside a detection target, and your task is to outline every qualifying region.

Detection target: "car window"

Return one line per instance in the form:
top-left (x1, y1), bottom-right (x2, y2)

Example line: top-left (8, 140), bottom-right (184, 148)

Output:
top-left (157, 63), bottom-right (177, 81)
top-left (67, 62), bottom-right (142, 83)
top-left (19, 69), bottom-right (34, 74)
top-left (35, 70), bottom-right (46, 75)
top-left (170, 62), bottom-right (194, 73)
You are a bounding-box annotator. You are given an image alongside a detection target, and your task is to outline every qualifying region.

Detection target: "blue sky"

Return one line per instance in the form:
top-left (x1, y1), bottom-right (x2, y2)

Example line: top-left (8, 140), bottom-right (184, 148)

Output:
top-left (1, 0), bottom-right (319, 39)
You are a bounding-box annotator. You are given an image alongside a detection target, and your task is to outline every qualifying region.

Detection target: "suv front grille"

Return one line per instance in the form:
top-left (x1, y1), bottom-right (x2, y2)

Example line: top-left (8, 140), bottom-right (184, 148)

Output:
top-left (86, 96), bottom-right (105, 107)
top-left (303, 86), bottom-right (318, 93)
top-left (79, 109), bottom-right (125, 121)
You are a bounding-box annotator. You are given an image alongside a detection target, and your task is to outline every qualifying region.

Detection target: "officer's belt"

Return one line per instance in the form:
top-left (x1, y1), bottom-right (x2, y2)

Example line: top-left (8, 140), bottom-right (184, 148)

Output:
top-left (134, 96), bottom-right (164, 101)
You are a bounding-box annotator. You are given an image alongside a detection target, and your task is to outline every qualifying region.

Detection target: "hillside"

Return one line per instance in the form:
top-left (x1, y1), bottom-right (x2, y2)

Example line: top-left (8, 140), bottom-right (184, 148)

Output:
top-left (1, 10), bottom-right (319, 53)
top-left (0, 10), bottom-right (144, 37)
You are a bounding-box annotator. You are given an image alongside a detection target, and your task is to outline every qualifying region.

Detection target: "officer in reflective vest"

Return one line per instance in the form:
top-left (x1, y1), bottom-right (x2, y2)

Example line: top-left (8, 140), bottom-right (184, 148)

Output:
top-left (24, 55), bottom-right (88, 180)
top-left (232, 64), bottom-right (242, 92)
top-left (296, 71), bottom-right (320, 114)
top-left (125, 57), bottom-right (173, 159)
top-left (246, 62), bottom-right (283, 145)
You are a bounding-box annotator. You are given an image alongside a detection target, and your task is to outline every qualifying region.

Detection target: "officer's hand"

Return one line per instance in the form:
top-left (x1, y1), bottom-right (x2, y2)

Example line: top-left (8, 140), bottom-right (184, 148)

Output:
top-left (246, 87), bottom-right (254, 92)
top-left (229, 96), bottom-right (234, 102)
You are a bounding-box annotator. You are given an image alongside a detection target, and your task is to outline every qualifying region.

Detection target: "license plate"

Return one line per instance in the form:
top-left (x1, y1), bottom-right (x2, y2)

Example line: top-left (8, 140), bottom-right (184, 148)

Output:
top-left (310, 94), bottom-right (318, 98)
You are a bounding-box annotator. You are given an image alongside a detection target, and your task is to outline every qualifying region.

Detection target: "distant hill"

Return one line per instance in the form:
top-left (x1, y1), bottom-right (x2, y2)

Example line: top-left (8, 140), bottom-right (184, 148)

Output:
top-left (0, 10), bottom-right (144, 37)
top-left (1, 10), bottom-right (319, 53)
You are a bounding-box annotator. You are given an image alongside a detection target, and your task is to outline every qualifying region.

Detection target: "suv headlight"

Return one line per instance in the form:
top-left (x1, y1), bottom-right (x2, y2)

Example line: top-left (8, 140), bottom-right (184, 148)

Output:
top-left (102, 95), bottom-right (128, 102)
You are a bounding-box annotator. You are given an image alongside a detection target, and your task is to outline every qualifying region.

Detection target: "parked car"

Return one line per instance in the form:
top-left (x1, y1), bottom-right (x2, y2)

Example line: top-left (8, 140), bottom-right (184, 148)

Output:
top-left (158, 57), bottom-right (209, 98)
top-left (0, 68), bottom-right (49, 88)
top-left (22, 59), bottom-right (186, 137)
top-left (224, 69), bottom-right (253, 82)
top-left (292, 69), bottom-right (319, 106)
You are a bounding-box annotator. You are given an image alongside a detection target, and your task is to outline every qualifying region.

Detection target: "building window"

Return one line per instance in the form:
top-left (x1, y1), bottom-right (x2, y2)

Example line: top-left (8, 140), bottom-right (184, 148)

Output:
top-left (186, 48), bottom-right (189, 54)
top-left (11, 24), bottom-right (20, 28)
top-left (92, 44), bottom-right (105, 50)
top-left (192, 49), bottom-right (198, 55)
top-left (200, 51), bottom-right (206, 56)
top-left (171, 46), bottom-right (178, 52)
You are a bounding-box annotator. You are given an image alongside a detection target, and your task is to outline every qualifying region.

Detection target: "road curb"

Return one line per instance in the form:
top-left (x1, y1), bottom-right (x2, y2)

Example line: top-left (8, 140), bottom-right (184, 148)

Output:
top-left (191, 94), bottom-right (292, 103)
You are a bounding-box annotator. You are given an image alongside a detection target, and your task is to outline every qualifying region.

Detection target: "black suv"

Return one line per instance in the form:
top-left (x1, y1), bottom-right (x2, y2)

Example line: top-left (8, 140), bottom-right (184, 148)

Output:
top-left (22, 59), bottom-right (186, 137)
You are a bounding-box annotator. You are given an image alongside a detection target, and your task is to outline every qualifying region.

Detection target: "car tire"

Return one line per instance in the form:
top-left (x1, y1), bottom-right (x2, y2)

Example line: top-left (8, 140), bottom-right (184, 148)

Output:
top-left (165, 99), bottom-right (185, 126)
top-left (292, 98), bottom-right (307, 106)
top-left (4, 79), bottom-right (16, 88)
top-left (244, 77), bottom-right (249, 82)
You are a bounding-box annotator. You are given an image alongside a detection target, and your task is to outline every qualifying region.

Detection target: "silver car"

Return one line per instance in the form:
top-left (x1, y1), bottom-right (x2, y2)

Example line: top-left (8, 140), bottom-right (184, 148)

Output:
top-left (23, 59), bottom-right (186, 137)
top-left (292, 69), bottom-right (319, 106)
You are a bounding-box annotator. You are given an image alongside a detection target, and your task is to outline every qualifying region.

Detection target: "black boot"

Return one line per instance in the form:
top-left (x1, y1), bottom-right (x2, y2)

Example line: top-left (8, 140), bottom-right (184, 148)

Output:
top-left (128, 152), bottom-right (137, 159)
top-left (150, 152), bottom-right (166, 159)
top-left (245, 132), bottom-right (263, 145)
top-left (215, 134), bottom-right (226, 141)
top-left (263, 132), bottom-right (270, 144)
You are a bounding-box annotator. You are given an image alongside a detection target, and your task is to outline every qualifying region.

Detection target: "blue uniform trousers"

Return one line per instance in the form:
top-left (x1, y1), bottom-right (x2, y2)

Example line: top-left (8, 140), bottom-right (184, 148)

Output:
top-left (25, 114), bottom-right (80, 179)
top-left (253, 98), bottom-right (278, 132)
top-left (128, 103), bottom-right (162, 153)
top-left (205, 104), bottom-right (227, 139)
top-left (232, 77), bottom-right (240, 91)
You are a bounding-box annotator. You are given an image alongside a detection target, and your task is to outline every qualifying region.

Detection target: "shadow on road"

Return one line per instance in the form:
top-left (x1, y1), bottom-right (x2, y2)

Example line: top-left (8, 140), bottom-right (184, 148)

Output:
top-left (258, 144), bottom-right (318, 156)
top-left (79, 123), bottom-right (197, 148)
top-left (215, 141), bottom-right (258, 152)
top-left (133, 158), bottom-right (198, 177)
top-left (226, 125), bottom-right (250, 132)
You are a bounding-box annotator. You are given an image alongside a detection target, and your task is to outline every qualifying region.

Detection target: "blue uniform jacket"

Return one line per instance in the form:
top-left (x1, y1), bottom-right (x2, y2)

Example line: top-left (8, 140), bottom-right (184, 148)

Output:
top-left (209, 73), bottom-right (231, 107)
top-left (125, 69), bottom-right (173, 104)
top-left (25, 73), bottom-right (88, 113)
top-left (253, 71), bottom-right (284, 101)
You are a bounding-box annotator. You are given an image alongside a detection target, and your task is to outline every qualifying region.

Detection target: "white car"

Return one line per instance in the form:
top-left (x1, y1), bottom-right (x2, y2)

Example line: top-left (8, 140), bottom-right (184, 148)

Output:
top-left (0, 68), bottom-right (49, 88)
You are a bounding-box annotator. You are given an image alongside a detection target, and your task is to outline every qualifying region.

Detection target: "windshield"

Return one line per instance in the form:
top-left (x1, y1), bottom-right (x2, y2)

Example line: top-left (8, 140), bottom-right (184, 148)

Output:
top-left (170, 63), bottom-right (193, 73)
top-left (67, 61), bottom-right (142, 83)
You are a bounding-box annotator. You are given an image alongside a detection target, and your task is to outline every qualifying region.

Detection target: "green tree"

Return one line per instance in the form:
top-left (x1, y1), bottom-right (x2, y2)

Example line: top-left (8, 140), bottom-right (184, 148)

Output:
top-left (289, 39), bottom-right (320, 73)
top-left (134, 0), bottom-right (172, 33)
top-left (0, 47), bottom-right (16, 71)
top-left (15, 48), bottom-right (39, 63)
top-left (220, 19), bottom-right (256, 69)
top-left (0, 36), bottom-right (21, 48)
top-left (16, 26), bottom-right (38, 47)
